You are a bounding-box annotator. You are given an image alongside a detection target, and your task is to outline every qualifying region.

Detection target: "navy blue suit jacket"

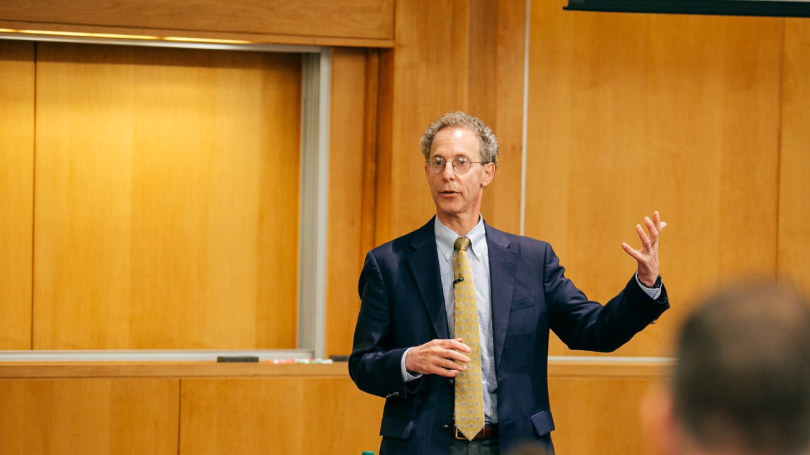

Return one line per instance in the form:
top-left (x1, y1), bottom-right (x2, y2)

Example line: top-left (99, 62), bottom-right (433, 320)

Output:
top-left (349, 219), bottom-right (669, 454)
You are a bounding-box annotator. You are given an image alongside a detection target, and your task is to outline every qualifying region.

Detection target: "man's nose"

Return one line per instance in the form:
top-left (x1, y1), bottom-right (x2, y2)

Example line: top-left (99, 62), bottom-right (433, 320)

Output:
top-left (441, 161), bottom-right (455, 179)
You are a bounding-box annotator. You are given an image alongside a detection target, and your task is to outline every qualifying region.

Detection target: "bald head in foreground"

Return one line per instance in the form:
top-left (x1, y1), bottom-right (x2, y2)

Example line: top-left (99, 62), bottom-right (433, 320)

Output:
top-left (646, 282), bottom-right (810, 455)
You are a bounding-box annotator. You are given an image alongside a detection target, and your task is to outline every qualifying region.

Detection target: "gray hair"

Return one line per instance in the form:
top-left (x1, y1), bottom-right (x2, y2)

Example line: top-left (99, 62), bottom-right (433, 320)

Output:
top-left (420, 111), bottom-right (499, 168)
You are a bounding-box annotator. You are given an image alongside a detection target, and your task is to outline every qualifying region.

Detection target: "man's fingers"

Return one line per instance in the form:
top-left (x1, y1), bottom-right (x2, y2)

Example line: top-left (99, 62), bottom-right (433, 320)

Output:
top-left (427, 358), bottom-right (469, 377)
top-left (636, 224), bottom-right (651, 248)
top-left (644, 217), bottom-right (659, 243)
top-left (653, 211), bottom-right (667, 233)
top-left (443, 339), bottom-right (471, 353)
top-left (406, 339), bottom-right (473, 377)
top-left (430, 365), bottom-right (457, 377)
top-left (437, 357), bottom-right (468, 371)
top-left (444, 349), bottom-right (471, 364)
top-left (624, 213), bottom-right (664, 268)
top-left (622, 242), bottom-right (643, 261)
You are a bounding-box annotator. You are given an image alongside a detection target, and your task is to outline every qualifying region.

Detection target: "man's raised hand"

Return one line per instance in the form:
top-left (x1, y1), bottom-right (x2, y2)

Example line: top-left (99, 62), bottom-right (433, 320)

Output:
top-left (622, 211), bottom-right (667, 287)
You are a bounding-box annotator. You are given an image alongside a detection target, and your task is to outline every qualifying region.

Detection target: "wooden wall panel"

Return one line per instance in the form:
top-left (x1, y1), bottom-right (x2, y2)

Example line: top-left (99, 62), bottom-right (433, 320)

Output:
top-left (179, 377), bottom-right (384, 454)
top-left (361, 50), bottom-right (381, 257)
top-left (374, 48), bottom-right (395, 247)
top-left (326, 48), bottom-right (369, 357)
top-left (0, 0), bottom-right (394, 43)
top-left (468, 0), bottom-right (499, 224)
top-left (548, 362), bottom-right (670, 455)
top-left (375, 0), bottom-right (526, 241)
top-left (376, 0), bottom-right (472, 242)
top-left (0, 40), bottom-right (34, 350)
top-left (488, 0), bottom-right (527, 235)
top-left (0, 378), bottom-right (179, 455)
top-left (467, 0), bottom-right (499, 127)
top-left (33, 43), bottom-right (301, 350)
top-left (526, 1), bottom-right (783, 357)
top-left (469, 0), bottom-right (525, 234)
top-left (780, 20), bottom-right (810, 295)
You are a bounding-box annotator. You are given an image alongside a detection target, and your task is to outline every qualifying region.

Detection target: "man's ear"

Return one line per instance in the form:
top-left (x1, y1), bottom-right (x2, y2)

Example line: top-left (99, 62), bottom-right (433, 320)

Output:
top-left (481, 162), bottom-right (496, 188)
top-left (641, 386), bottom-right (680, 455)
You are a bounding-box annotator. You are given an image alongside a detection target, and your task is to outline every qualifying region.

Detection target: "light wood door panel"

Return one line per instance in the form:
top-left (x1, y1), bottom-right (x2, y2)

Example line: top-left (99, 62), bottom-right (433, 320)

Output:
top-left (0, 40), bottom-right (34, 350)
top-left (526, 2), bottom-right (783, 356)
top-left (33, 42), bottom-right (301, 350)
top-left (780, 20), bottom-right (810, 295)
top-left (0, 378), bottom-right (179, 455)
top-left (179, 377), bottom-right (384, 454)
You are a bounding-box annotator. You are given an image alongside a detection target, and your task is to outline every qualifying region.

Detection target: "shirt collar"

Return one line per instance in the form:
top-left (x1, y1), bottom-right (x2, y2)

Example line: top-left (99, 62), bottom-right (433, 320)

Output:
top-left (434, 216), bottom-right (486, 261)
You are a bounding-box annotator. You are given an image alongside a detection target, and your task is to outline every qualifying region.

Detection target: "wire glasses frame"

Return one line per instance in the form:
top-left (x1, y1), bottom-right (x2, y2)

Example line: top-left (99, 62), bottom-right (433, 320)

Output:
top-left (426, 156), bottom-right (487, 175)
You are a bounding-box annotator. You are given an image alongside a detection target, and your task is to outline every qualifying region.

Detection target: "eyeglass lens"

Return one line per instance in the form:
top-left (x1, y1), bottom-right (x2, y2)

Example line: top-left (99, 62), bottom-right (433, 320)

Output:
top-left (429, 157), bottom-right (472, 174)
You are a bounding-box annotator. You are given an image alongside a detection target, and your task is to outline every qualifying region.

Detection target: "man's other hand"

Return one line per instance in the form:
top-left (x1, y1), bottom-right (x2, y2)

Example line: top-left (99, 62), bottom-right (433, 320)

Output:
top-left (622, 211), bottom-right (667, 287)
top-left (405, 338), bottom-right (471, 377)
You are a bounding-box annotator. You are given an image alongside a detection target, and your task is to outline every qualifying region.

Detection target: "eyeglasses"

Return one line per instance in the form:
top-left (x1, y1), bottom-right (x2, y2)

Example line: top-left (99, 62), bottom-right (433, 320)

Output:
top-left (426, 156), bottom-right (486, 175)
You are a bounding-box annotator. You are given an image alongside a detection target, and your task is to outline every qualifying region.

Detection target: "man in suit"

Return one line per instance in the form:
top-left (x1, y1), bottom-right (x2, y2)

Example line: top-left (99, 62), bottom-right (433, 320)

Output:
top-left (349, 111), bottom-right (670, 454)
top-left (643, 282), bottom-right (810, 455)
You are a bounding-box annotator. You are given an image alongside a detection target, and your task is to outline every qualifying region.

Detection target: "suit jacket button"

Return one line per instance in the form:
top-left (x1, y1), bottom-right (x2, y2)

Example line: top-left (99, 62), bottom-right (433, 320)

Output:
top-left (442, 424), bottom-right (450, 431)
top-left (447, 378), bottom-right (454, 385)
top-left (392, 391), bottom-right (400, 397)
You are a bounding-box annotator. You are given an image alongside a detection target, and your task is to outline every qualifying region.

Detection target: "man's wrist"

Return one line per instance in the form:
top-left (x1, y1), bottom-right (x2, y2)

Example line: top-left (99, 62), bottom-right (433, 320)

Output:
top-left (401, 347), bottom-right (421, 382)
top-left (638, 273), bottom-right (662, 289)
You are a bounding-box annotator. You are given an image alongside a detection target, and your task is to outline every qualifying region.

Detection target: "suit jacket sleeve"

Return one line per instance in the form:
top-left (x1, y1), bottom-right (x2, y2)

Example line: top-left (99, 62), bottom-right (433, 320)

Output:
top-left (348, 250), bottom-right (417, 399)
top-left (543, 243), bottom-right (669, 352)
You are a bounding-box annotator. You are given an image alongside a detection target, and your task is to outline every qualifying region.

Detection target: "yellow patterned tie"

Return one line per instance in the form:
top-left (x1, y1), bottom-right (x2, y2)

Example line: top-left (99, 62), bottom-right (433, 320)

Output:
top-left (453, 236), bottom-right (485, 440)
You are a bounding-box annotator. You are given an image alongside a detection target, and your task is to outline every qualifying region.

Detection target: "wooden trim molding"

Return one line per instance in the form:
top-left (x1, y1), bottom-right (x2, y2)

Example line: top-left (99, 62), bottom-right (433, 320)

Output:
top-left (0, 360), bottom-right (673, 379)
top-left (0, 0), bottom-right (396, 49)
top-left (548, 361), bottom-right (673, 379)
top-left (0, 362), bottom-right (350, 379)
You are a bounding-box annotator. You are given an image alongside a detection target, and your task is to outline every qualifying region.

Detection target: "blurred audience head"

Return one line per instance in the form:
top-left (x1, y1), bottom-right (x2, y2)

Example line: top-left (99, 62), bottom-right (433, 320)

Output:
top-left (645, 281), bottom-right (810, 455)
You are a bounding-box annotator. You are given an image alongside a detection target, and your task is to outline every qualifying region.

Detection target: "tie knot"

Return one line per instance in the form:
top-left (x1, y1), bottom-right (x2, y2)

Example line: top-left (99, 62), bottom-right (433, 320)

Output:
top-left (454, 237), bottom-right (471, 252)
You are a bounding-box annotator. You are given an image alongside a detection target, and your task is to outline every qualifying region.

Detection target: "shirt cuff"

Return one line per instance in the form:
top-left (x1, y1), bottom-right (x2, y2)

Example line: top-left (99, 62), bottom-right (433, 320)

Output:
top-left (401, 347), bottom-right (423, 382)
top-left (635, 272), bottom-right (662, 300)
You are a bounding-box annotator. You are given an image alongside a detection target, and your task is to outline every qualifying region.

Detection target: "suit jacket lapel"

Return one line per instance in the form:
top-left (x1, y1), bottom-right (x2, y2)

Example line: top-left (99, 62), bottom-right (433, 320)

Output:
top-left (407, 219), bottom-right (449, 340)
top-left (486, 223), bottom-right (517, 371)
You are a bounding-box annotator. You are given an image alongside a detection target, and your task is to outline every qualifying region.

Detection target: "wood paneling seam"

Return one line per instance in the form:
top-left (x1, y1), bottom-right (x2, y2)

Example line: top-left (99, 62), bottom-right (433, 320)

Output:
top-left (519, 0), bottom-right (530, 236)
top-left (776, 18), bottom-right (786, 275)
top-left (29, 41), bottom-right (37, 351)
top-left (547, 356), bottom-right (674, 363)
top-left (176, 379), bottom-right (182, 455)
